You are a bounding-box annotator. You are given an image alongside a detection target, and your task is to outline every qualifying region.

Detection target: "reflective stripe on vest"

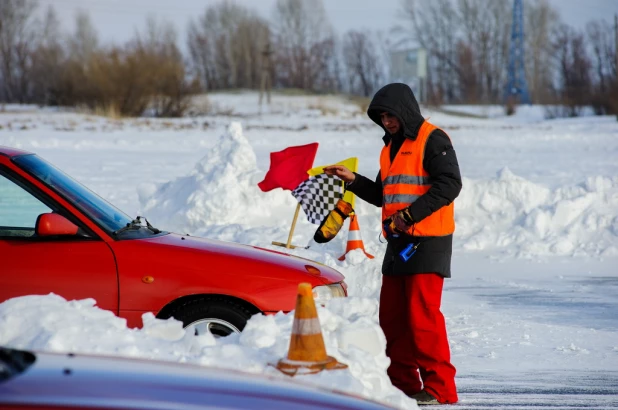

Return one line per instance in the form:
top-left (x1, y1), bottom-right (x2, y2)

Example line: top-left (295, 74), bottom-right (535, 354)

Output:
top-left (384, 193), bottom-right (421, 205)
top-left (383, 175), bottom-right (432, 186)
top-left (380, 120), bottom-right (455, 237)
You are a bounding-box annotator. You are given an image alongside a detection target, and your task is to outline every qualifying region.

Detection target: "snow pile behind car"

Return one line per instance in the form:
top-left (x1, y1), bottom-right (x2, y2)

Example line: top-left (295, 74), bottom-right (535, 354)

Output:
top-left (138, 122), bottom-right (296, 235)
top-left (138, 122), bottom-right (618, 260)
top-left (0, 294), bottom-right (417, 410)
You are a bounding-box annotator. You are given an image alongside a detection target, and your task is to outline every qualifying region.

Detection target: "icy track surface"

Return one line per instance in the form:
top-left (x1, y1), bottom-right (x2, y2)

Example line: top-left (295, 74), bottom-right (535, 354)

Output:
top-left (1, 93), bottom-right (618, 409)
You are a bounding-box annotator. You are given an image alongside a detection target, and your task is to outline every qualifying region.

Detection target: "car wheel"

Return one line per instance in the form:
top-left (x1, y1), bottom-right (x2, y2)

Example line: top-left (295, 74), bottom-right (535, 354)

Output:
top-left (167, 297), bottom-right (254, 338)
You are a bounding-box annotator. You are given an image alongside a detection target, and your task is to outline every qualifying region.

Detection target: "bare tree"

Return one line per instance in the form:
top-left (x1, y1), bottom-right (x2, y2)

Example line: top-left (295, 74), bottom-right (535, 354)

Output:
top-left (232, 16), bottom-right (271, 89)
top-left (398, 0), bottom-right (568, 105)
top-left (68, 11), bottom-right (99, 61)
top-left (551, 24), bottom-right (592, 116)
top-left (399, 0), bottom-right (461, 103)
top-left (187, 21), bottom-right (213, 89)
top-left (399, 0), bottom-right (511, 103)
top-left (342, 30), bottom-right (384, 96)
top-left (0, 0), bottom-right (38, 103)
top-left (29, 6), bottom-right (64, 105)
top-left (187, 1), bottom-right (268, 91)
top-left (456, 0), bottom-right (511, 103)
top-left (47, 11), bottom-right (101, 108)
top-left (133, 18), bottom-right (197, 117)
top-left (585, 19), bottom-right (618, 115)
top-left (271, 0), bottom-right (337, 92)
top-left (455, 40), bottom-right (478, 102)
top-left (526, 0), bottom-right (561, 104)
top-left (587, 21), bottom-right (616, 87)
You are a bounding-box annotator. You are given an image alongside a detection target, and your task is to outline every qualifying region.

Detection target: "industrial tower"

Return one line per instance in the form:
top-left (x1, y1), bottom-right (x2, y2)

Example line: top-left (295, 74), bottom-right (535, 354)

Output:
top-left (506, 0), bottom-right (530, 104)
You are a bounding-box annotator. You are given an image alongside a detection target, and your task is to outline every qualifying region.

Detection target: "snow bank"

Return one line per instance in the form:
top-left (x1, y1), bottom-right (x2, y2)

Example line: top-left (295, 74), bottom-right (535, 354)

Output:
top-left (438, 104), bottom-right (597, 123)
top-left (457, 168), bottom-right (618, 258)
top-left (139, 122), bottom-right (295, 234)
top-left (139, 127), bottom-right (618, 259)
top-left (202, 92), bottom-right (364, 118)
top-left (0, 294), bottom-right (417, 410)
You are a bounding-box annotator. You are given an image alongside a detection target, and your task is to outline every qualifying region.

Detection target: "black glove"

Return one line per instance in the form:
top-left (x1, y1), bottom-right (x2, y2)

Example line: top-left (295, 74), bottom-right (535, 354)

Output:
top-left (314, 199), bottom-right (354, 243)
top-left (383, 208), bottom-right (414, 238)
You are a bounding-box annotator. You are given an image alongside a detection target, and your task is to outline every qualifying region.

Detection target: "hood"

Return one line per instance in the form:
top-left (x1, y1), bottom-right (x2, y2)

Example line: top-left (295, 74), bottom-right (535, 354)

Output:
top-left (0, 348), bottom-right (393, 409)
top-left (367, 83), bottom-right (424, 143)
top-left (124, 233), bottom-right (345, 285)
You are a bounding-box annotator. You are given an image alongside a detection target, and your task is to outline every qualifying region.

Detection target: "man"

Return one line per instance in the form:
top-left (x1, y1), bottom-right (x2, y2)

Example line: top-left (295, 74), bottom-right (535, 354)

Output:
top-left (324, 83), bottom-right (461, 405)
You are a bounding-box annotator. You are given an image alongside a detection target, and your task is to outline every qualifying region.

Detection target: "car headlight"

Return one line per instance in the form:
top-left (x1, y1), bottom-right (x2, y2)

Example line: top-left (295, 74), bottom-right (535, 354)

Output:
top-left (312, 282), bottom-right (346, 305)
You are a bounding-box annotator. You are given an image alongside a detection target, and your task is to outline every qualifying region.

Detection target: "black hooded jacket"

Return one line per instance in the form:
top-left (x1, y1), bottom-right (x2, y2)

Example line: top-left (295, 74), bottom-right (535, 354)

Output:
top-left (345, 83), bottom-right (462, 278)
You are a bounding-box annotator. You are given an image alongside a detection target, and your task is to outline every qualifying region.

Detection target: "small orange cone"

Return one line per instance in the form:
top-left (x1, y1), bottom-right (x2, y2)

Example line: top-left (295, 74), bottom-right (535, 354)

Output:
top-left (338, 214), bottom-right (374, 261)
top-left (275, 283), bottom-right (347, 376)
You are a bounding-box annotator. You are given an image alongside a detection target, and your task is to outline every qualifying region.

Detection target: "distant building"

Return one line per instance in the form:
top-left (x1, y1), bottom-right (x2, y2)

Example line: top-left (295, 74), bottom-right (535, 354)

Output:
top-left (390, 48), bottom-right (427, 103)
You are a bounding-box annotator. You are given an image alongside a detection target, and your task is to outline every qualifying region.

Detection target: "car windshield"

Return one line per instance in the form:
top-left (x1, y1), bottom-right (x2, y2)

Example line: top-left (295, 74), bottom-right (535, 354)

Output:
top-left (13, 154), bottom-right (133, 234)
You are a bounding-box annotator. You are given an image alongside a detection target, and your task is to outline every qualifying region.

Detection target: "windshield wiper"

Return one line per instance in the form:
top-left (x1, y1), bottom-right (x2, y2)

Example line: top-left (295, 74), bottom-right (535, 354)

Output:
top-left (143, 217), bottom-right (161, 234)
top-left (113, 216), bottom-right (161, 236)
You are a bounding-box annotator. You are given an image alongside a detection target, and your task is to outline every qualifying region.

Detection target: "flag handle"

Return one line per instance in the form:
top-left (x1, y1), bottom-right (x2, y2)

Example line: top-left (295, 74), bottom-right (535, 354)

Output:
top-left (272, 203), bottom-right (302, 249)
top-left (286, 202), bottom-right (301, 247)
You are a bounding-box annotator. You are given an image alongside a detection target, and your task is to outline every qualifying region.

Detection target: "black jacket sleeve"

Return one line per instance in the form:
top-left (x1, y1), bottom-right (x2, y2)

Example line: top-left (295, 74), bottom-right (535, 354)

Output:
top-left (409, 129), bottom-right (462, 222)
top-left (344, 171), bottom-right (383, 207)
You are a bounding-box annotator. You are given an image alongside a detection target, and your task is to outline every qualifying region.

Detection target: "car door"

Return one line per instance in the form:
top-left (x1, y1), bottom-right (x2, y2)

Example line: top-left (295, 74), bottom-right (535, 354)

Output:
top-left (0, 169), bottom-right (119, 313)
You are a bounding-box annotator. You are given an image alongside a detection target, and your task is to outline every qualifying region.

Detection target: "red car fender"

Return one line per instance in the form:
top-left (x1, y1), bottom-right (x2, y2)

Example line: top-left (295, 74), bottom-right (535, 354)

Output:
top-left (1, 150), bottom-right (347, 332)
top-left (109, 234), bottom-right (342, 319)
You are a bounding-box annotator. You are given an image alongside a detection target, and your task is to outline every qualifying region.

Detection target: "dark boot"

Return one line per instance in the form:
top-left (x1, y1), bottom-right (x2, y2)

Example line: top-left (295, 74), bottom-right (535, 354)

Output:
top-left (408, 390), bottom-right (439, 405)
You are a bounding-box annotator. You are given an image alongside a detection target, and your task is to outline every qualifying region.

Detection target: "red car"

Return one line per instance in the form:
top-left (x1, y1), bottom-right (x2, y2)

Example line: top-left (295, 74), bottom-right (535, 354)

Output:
top-left (0, 146), bottom-right (346, 336)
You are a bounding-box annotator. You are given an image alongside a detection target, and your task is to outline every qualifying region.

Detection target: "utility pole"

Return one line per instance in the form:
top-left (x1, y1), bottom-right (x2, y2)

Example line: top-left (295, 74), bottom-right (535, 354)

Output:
top-left (259, 42), bottom-right (273, 106)
top-left (505, 0), bottom-right (530, 105)
top-left (614, 14), bottom-right (617, 78)
top-left (614, 14), bottom-right (618, 121)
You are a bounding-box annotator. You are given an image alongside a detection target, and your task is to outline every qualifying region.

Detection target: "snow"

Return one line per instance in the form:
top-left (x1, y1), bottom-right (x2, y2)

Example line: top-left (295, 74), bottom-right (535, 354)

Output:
top-left (1, 91), bottom-right (618, 408)
top-left (139, 122), bottom-right (287, 234)
top-left (0, 294), bottom-right (407, 408)
top-left (439, 104), bottom-right (597, 123)
top-left (457, 168), bottom-right (618, 258)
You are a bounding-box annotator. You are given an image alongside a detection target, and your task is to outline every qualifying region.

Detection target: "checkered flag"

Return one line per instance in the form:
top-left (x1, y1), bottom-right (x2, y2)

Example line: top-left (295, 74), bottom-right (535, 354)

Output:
top-left (292, 174), bottom-right (343, 225)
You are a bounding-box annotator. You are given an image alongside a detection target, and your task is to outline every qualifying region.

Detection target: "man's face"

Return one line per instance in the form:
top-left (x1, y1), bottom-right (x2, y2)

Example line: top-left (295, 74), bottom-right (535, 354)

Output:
top-left (380, 112), bottom-right (400, 135)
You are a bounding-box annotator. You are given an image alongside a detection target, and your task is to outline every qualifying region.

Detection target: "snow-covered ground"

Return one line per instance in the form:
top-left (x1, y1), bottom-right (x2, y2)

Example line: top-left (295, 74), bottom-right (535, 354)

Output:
top-left (1, 92), bottom-right (617, 409)
top-left (439, 104), bottom-right (598, 122)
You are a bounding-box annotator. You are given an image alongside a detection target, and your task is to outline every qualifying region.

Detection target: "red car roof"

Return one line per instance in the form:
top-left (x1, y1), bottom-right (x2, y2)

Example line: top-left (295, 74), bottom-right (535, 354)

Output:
top-left (0, 146), bottom-right (33, 157)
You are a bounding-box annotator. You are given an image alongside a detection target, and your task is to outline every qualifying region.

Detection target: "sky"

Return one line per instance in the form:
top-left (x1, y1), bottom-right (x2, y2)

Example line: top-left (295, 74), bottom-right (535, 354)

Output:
top-left (38, 0), bottom-right (618, 46)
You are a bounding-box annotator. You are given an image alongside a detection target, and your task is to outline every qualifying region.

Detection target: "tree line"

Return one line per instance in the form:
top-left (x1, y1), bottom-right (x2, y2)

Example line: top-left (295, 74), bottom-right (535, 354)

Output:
top-left (0, 0), bottom-right (616, 117)
top-left (401, 0), bottom-right (617, 115)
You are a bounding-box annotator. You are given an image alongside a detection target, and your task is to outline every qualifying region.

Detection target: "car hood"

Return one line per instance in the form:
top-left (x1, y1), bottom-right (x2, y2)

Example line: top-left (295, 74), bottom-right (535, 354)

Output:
top-left (0, 348), bottom-right (393, 410)
top-left (138, 233), bottom-right (345, 285)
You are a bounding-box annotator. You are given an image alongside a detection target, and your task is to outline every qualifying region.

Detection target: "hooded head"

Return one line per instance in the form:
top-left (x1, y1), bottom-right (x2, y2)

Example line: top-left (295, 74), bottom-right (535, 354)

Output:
top-left (367, 83), bottom-right (424, 141)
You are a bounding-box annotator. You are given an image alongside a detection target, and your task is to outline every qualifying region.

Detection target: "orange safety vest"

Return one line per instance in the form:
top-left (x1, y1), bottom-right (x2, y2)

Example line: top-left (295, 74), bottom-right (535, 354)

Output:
top-left (380, 120), bottom-right (455, 237)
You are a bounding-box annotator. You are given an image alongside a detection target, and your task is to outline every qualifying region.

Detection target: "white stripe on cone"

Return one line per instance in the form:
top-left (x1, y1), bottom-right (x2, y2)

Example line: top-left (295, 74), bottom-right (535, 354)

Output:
top-left (292, 318), bottom-right (322, 335)
top-left (348, 230), bottom-right (362, 241)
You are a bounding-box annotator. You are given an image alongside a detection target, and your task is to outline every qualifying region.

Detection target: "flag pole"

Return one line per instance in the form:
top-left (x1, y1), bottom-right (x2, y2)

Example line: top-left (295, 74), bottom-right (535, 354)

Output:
top-left (286, 202), bottom-right (301, 248)
top-left (272, 202), bottom-right (302, 249)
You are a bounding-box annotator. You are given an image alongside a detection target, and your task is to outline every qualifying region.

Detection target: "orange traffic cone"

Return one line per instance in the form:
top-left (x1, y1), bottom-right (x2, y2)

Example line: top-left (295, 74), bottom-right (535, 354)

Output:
top-left (338, 214), bottom-right (374, 261)
top-left (275, 283), bottom-right (347, 376)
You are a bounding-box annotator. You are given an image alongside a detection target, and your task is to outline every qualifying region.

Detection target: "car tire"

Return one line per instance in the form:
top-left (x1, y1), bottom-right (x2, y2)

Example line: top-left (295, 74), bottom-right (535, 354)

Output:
top-left (167, 297), bottom-right (254, 338)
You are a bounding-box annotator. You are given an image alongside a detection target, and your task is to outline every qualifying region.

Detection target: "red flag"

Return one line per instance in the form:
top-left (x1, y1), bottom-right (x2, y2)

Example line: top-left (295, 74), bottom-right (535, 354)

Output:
top-left (258, 143), bottom-right (319, 192)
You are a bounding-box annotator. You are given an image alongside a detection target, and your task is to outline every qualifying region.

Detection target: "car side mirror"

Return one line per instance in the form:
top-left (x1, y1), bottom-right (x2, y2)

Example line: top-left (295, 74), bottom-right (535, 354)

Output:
top-left (35, 213), bottom-right (79, 237)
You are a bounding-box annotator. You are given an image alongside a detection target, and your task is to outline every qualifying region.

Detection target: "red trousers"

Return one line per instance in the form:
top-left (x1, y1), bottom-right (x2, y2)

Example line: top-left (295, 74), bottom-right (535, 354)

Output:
top-left (379, 273), bottom-right (458, 404)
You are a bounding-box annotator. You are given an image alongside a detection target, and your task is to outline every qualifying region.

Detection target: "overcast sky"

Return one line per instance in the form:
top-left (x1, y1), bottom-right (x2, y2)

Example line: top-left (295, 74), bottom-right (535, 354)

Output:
top-left (38, 0), bottom-right (618, 46)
